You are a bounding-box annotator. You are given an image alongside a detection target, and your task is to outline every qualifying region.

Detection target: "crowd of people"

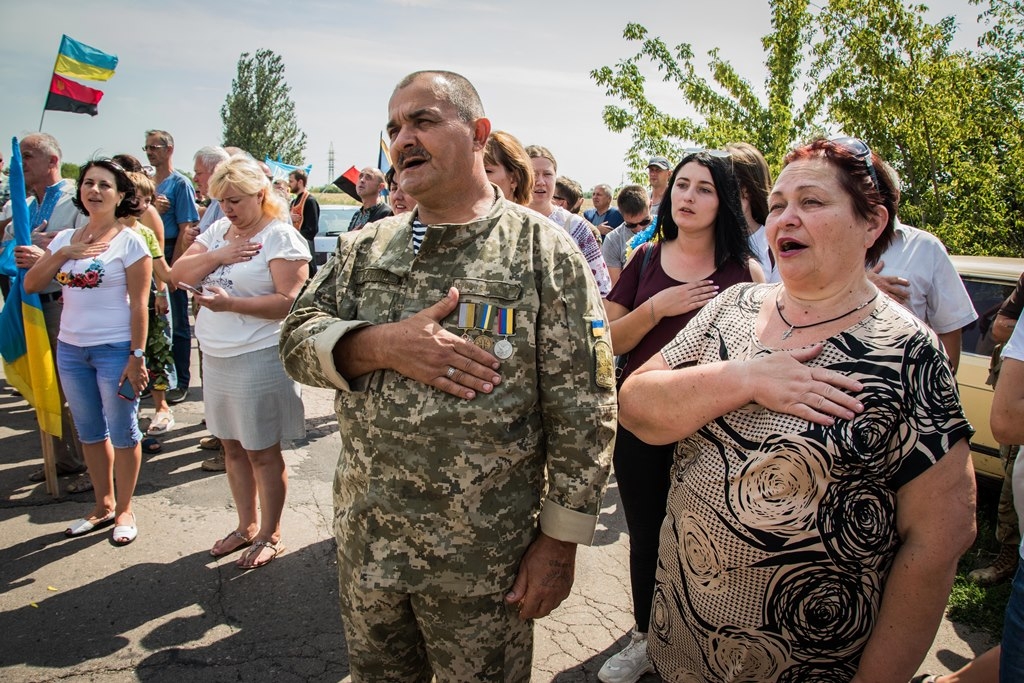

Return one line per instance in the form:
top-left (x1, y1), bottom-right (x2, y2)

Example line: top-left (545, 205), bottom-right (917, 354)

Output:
top-left (2, 67), bottom-right (1022, 682)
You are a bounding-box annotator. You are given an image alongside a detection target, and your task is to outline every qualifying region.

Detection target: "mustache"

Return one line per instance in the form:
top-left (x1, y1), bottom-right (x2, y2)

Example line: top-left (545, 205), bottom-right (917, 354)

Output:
top-left (396, 147), bottom-right (430, 170)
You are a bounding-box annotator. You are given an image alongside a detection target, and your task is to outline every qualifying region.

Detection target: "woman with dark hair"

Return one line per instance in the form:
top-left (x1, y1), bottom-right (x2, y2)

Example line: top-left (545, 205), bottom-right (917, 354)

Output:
top-left (598, 150), bottom-right (763, 683)
top-left (25, 159), bottom-right (152, 544)
top-left (726, 141), bottom-right (777, 282)
top-left (483, 131), bottom-right (534, 205)
top-left (618, 138), bottom-right (975, 681)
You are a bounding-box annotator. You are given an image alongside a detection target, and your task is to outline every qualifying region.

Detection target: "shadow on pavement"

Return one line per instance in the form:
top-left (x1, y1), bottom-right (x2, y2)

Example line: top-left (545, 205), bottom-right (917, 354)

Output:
top-left (0, 537), bottom-right (350, 681)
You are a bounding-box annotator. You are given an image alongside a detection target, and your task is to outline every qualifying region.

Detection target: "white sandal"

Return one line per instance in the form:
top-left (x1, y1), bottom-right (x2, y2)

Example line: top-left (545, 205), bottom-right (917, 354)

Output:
top-left (112, 512), bottom-right (138, 545)
top-left (146, 411), bottom-right (175, 436)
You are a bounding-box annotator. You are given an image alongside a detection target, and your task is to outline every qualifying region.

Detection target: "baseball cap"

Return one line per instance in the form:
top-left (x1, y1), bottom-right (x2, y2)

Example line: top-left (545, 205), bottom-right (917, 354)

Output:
top-left (647, 157), bottom-right (670, 170)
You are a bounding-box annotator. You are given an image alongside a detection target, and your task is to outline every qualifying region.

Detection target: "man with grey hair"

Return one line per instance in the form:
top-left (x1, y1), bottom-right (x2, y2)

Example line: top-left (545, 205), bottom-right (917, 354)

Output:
top-left (145, 129), bottom-right (199, 404)
top-left (280, 69), bottom-right (615, 681)
top-left (584, 183), bottom-right (623, 238)
top-left (193, 145), bottom-right (230, 236)
top-left (8, 133), bottom-right (89, 489)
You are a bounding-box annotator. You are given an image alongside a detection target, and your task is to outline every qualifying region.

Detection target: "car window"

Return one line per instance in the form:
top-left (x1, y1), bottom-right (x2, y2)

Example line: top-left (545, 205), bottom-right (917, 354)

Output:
top-left (960, 276), bottom-right (1015, 356)
top-left (317, 207), bottom-right (359, 236)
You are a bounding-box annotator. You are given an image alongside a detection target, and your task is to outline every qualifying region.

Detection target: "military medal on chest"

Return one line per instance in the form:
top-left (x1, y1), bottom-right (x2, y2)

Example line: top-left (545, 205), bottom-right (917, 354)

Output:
top-left (474, 303), bottom-right (496, 352)
top-left (493, 307), bottom-right (515, 360)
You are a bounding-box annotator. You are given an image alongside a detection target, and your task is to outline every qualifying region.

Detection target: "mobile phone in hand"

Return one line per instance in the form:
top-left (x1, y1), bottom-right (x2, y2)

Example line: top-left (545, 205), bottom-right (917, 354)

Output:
top-left (118, 377), bottom-right (137, 401)
top-left (177, 282), bottom-right (202, 295)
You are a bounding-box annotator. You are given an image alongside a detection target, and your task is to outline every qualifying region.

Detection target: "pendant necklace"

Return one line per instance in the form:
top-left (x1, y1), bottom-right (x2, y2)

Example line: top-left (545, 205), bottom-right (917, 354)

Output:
top-left (776, 290), bottom-right (878, 340)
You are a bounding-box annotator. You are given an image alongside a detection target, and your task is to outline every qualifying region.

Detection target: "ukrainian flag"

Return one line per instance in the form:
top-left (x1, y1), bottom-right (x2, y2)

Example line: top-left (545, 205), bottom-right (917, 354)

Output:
top-left (378, 132), bottom-right (392, 175)
top-left (0, 138), bottom-right (62, 436)
top-left (54, 34), bottom-right (118, 82)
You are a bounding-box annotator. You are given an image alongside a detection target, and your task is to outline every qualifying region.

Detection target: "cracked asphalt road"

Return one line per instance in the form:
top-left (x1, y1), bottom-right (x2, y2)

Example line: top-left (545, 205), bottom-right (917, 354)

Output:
top-left (0, 345), bottom-right (993, 681)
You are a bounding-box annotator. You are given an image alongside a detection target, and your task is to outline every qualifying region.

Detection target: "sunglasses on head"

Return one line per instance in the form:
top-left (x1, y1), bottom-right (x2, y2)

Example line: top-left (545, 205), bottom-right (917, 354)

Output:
top-left (682, 147), bottom-right (730, 158)
top-left (624, 216), bottom-right (653, 230)
top-left (828, 136), bottom-right (880, 189)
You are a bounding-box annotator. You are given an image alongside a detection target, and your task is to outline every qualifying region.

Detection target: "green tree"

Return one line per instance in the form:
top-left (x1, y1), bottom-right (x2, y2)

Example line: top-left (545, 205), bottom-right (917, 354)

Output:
top-left (221, 49), bottom-right (307, 165)
top-left (811, 0), bottom-right (1024, 255)
top-left (60, 162), bottom-right (79, 180)
top-left (590, 0), bottom-right (819, 180)
top-left (592, 1), bottom-right (1024, 255)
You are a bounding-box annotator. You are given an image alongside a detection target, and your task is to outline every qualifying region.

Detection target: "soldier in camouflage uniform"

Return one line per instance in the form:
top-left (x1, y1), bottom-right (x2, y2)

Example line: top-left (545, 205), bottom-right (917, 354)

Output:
top-left (279, 70), bottom-right (617, 682)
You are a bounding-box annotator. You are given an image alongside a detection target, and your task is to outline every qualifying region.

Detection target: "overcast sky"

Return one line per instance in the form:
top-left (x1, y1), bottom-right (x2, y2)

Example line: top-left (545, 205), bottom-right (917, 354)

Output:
top-left (0, 0), bottom-right (986, 189)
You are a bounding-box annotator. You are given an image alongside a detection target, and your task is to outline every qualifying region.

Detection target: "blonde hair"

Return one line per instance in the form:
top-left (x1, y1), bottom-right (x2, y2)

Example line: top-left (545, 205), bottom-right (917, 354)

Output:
top-left (208, 156), bottom-right (289, 223)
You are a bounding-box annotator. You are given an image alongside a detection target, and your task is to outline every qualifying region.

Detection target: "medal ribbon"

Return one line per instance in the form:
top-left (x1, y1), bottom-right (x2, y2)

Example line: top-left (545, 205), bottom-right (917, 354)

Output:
top-left (457, 302), bottom-right (476, 330)
top-left (476, 303), bottom-right (495, 332)
top-left (495, 307), bottom-right (515, 336)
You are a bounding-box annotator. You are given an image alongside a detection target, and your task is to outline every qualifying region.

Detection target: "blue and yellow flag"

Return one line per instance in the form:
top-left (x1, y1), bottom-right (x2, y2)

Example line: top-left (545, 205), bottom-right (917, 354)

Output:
top-left (54, 34), bottom-right (118, 82)
top-left (0, 137), bottom-right (62, 436)
top-left (378, 132), bottom-right (392, 175)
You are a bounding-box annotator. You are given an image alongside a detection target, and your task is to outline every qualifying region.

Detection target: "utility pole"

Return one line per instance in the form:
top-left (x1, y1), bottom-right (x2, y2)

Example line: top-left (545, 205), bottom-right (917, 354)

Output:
top-left (327, 142), bottom-right (335, 185)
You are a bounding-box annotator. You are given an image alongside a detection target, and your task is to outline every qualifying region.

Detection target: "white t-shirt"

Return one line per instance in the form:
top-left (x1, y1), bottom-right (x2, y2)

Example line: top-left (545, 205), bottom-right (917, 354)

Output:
top-left (874, 222), bottom-right (977, 333)
top-left (1003, 323), bottom-right (1024, 548)
top-left (748, 225), bottom-right (780, 283)
top-left (194, 217), bottom-right (310, 358)
top-left (49, 227), bottom-right (150, 346)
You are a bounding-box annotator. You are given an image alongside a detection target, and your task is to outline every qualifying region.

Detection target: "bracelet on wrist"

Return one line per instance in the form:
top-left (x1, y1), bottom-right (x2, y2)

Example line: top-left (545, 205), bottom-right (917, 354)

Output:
top-left (154, 291), bottom-right (168, 297)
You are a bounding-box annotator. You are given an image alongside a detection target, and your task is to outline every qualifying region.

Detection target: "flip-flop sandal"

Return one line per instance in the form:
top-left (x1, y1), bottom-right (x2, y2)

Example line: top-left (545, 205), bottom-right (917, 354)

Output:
top-left (210, 530), bottom-right (254, 558)
top-left (142, 438), bottom-right (163, 454)
top-left (237, 540), bottom-right (284, 570)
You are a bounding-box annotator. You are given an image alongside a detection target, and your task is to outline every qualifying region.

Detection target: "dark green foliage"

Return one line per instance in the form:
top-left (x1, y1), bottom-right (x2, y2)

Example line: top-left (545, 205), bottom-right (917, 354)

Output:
top-left (221, 49), bottom-right (307, 166)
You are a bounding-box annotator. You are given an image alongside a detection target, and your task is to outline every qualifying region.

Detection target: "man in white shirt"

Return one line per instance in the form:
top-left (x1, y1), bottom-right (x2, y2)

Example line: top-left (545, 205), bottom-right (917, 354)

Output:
top-left (869, 220), bottom-right (976, 372)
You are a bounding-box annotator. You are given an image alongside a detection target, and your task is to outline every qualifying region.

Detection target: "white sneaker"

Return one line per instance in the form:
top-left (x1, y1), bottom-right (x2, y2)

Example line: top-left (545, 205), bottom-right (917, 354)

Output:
top-left (598, 628), bottom-right (654, 683)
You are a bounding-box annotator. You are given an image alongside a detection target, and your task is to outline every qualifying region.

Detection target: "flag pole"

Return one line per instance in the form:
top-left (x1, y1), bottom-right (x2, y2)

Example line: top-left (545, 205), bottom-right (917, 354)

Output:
top-left (38, 36), bottom-right (63, 132)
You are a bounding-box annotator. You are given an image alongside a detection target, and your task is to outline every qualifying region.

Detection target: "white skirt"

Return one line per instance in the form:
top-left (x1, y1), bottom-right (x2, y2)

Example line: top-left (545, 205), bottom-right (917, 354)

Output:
top-left (202, 345), bottom-right (305, 451)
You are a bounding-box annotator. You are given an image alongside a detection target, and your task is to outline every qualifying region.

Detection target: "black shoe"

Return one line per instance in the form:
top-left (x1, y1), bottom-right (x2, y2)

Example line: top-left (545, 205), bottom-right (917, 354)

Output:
top-left (166, 387), bottom-right (189, 405)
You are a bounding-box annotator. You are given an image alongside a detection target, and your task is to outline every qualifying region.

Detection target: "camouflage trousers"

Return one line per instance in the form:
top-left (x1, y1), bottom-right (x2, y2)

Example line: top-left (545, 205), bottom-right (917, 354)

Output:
top-left (997, 443), bottom-right (1021, 546)
top-left (336, 552), bottom-right (532, 682)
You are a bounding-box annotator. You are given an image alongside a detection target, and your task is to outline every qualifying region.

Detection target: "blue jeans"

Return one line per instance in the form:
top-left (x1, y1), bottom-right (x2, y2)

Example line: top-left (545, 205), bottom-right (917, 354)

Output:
top-left (169, 286), bottom-right (191, 389)
top-left (56, 340), bottom-right (141, 448)
top-left (1002, 559), bottom-right (1024, 681)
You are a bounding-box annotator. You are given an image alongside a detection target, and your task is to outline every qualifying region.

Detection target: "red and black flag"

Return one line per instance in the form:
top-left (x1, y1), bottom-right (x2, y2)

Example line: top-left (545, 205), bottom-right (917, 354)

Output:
top-left (333, 165), bottom-right (361, 202)
top-left (45, 74), bottom-right (103, 116)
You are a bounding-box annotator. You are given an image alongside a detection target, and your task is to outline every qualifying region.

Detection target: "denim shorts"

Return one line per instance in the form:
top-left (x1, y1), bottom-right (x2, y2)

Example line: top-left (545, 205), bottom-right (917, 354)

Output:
top-left (1002, 559), bottom-right (1024, 682)
top-left (56, 340), bottom-right (141, 448)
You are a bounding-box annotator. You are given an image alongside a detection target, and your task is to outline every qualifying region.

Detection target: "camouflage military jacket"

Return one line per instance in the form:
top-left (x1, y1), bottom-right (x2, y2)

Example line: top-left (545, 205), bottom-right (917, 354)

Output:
top-left (280, 195), bottom-right (617, 596)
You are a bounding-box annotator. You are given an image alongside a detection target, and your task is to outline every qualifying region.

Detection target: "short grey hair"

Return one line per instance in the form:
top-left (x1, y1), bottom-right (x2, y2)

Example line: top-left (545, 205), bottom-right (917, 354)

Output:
top-left (194, 145), bottom-right (230, 171)
top-left (21, 132), bottom-right (62, 162)
top-left (394, 71), bottom-right (484, 123)
top-left (593, 183), bottom-right (612, 195)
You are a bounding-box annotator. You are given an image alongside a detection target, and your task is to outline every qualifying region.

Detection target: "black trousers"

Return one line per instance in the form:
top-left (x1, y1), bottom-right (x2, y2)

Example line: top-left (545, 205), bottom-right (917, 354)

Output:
top-left (611, 423), bottom-right (674, 632)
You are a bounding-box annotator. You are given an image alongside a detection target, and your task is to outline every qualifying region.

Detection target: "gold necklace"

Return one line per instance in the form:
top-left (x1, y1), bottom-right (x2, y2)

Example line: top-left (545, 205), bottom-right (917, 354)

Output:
top-left (776, 291), bottom-right (879, 340)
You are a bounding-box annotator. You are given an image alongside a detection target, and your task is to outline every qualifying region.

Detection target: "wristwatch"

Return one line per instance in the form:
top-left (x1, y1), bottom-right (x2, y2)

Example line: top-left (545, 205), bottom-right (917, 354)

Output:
top-left (131, 348), bottom-right (145, 358)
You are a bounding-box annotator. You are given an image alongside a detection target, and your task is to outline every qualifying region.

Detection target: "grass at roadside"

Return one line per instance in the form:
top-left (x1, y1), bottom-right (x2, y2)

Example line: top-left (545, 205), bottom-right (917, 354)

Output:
top-left (314, 192), bottom-right (359, 206)
top-left (946, 484), bottom-right (1013, 638)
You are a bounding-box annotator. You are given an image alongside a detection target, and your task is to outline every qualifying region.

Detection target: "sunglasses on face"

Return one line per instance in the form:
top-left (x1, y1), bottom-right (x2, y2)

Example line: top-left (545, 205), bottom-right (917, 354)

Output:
top-left (624, 216), bottom-right (653, 230)
top-left (829, 136), bottom-right (880, 189)
top-left (142, 145), bottom-right (167, 152)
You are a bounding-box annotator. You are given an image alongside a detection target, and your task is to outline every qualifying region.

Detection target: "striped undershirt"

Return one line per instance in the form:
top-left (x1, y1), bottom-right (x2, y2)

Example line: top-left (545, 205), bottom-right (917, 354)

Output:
top-left (411, 218), bottom-right (427, 254)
